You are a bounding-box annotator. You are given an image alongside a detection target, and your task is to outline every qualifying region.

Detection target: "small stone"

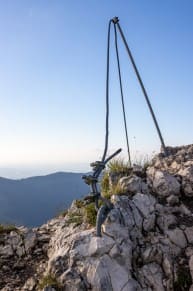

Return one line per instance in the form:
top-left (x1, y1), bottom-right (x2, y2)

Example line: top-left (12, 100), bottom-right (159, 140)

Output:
top-left (1, 265), bottom-right (10, 271)
top-left (162, 255), bottom-right (173, 278)
top-left (189, 256), bottom-right (193, 281)
top-left (37, 234), bottom-right (50, 242)
top-left (170, 161), bottom-right (181, 172)
top-left (8, 231), bottom-right (22, 250)
top-left (142, 245), bottom-right (162, 264)
top-left (0, 245), bottom-right (14, 258)
top-left (167, 194), bottom-right (179, 205)
top-left (157, 214), bottom-right (177, 232)
top-left (166, 228), bottom-right (187, 248)
top-left (152, 170), bottom-right (180, 197)
top-left (140, 263), bottom-right (165, 291)
top-left (119, 175), bottom-right (143, 195)
top-left (13, 261), bottom-right (25, 270)
top-left (132, 164), bottom-right (144, 177)
top-left (16, 245), bottom-right (26, 257)
top-left (33, 248), bottom-right (43, 255)
top-left (109, 244), bottom-right (121, 258)
top-left (88, 236), bottom-right (115, 256)
top-left (143, 213), bottom-right (156, 231)
top-left (179, 166), bottom-right (193, 197)
top-left (186, 247), bottom-right (193, 258)
top-left (184, 226), bottom-right (193, 244)
top-left (24, 230), bottom-right (37, 252)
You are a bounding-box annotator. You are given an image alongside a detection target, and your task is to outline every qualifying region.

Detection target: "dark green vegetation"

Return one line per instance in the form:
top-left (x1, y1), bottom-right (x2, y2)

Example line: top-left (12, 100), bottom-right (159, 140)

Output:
top-left (174, 266), bottom-right (192, 291)
top-left (84, 203), bottom-right (97, 226)
top-left (66, 211), bottom-right (83, 226)
top-left (65, 200), bottom-right (97, 227)
top-left (0, 224), bottom-right (17, 234)
top-left (101, 157), bottom-right (150, 198)
top-left (101, 158), bottom-right (130, 198)
top-left (65, 199), bottom-right (105, 228)
top-left (38, 273), bottom-right (61, 290)
top-left (108, 158), bottom-right (130, 174)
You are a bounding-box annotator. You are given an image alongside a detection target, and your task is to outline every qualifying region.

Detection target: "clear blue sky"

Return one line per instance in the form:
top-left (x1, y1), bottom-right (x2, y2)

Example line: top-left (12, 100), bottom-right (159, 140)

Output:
top-left (0, 1), bottom-right (192, 178)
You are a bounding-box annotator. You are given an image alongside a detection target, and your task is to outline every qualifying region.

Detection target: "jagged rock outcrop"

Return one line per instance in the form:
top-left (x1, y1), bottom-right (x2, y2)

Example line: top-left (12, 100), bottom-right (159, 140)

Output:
top-left (1, 144), bottom-right (193, 290)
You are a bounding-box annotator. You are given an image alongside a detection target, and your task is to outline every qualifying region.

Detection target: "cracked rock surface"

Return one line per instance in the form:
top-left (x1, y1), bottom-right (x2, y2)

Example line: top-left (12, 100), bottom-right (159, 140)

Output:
top-left (1, 144), bottom-right (193, 290)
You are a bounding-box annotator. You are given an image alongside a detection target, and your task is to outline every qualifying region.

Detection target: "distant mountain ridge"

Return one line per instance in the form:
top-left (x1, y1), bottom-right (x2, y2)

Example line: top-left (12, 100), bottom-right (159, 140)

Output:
top-left (0, 171), bottom-right (88, 227)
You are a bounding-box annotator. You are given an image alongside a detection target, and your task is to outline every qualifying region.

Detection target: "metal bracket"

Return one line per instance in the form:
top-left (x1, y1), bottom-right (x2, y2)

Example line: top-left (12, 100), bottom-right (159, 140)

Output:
top-left (112, 16), bottom-right (119, 24)
top-left (90, 161), bottom-right (105, 171)
top-left (82, 175), bottom-right (97, 185)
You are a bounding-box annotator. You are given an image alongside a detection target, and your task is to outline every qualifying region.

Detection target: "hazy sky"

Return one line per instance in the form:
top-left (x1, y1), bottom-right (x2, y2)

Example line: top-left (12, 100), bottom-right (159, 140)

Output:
top-left (0, 1), bottom-right (193, 178)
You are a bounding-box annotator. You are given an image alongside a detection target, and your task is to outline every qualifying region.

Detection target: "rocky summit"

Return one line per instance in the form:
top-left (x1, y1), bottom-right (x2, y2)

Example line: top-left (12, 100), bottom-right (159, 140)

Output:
top-left (1, 144), bottom-right (193, 291)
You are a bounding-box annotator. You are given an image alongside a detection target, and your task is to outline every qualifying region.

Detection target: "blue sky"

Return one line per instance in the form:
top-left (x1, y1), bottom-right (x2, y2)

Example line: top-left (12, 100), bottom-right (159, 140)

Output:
top-left (0, 1), bottom-right (192, 178)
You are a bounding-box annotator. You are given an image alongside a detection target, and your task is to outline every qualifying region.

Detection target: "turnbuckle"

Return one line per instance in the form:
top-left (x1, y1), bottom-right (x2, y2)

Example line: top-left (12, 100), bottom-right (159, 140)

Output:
top-left (90, 161), bottom-right (105, 171)
top-left (84, 192), bottom-right (100, 202)
top-left (82, 175), bottom-right (98, 185)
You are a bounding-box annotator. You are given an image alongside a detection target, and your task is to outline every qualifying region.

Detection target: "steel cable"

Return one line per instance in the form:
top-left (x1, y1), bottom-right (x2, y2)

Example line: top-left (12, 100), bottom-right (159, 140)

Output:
top-left (101, 20), bottom-right (112, 162)
top-left (113, 23), bottom-right (131, 167)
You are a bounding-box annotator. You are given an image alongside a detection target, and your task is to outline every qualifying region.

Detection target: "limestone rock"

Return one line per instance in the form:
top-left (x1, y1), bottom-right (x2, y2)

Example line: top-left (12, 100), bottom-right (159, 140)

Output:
top-left (88, 236), bottom-right (115, 256)
top-left (22, 277), bottom-right (36, 290)
top-left (166, 228), bottom-right (187, 248)
top-left (132, 164), bottom-right (144, 177)
top-left (132, 193), bottom-right (156, 218)
top-left (156, 213), bottom-right (177, 232)
top-left (147, 169), bottom-right (180, 197)
top-left (119, 175), bottom-right (148, 195)
top-left (87, 254), bottom-right (131, 291)
top-left (166, 194), bottom-right (179, 205)
top-left (139, 263), bottom-right (165, 291)
top-left (185, 226), bottom-right (193, 244)
top-left (1, 144), bottom-right (193, 291)
top-left (0, 245), bottom-right (14, 258)
top-left (24, 230), bottom-right (37, 252)
top-left (179, 166), bottom-right (193, 197)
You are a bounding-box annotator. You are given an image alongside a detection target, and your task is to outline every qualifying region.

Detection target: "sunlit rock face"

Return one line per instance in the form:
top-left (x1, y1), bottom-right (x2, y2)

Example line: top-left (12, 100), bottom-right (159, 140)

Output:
top-left (1, 144), bottom-right (193, 291)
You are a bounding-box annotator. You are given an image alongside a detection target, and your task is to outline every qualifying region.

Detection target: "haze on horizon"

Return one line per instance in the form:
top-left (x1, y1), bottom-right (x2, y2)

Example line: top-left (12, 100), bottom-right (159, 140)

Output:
top-left (0, 1), bottom-right (192, 179)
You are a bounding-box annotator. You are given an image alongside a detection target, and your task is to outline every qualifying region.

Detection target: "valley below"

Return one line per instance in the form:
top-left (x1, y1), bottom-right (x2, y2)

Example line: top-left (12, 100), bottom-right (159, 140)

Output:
top-left (0, 172), bottom-right (88, 227)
